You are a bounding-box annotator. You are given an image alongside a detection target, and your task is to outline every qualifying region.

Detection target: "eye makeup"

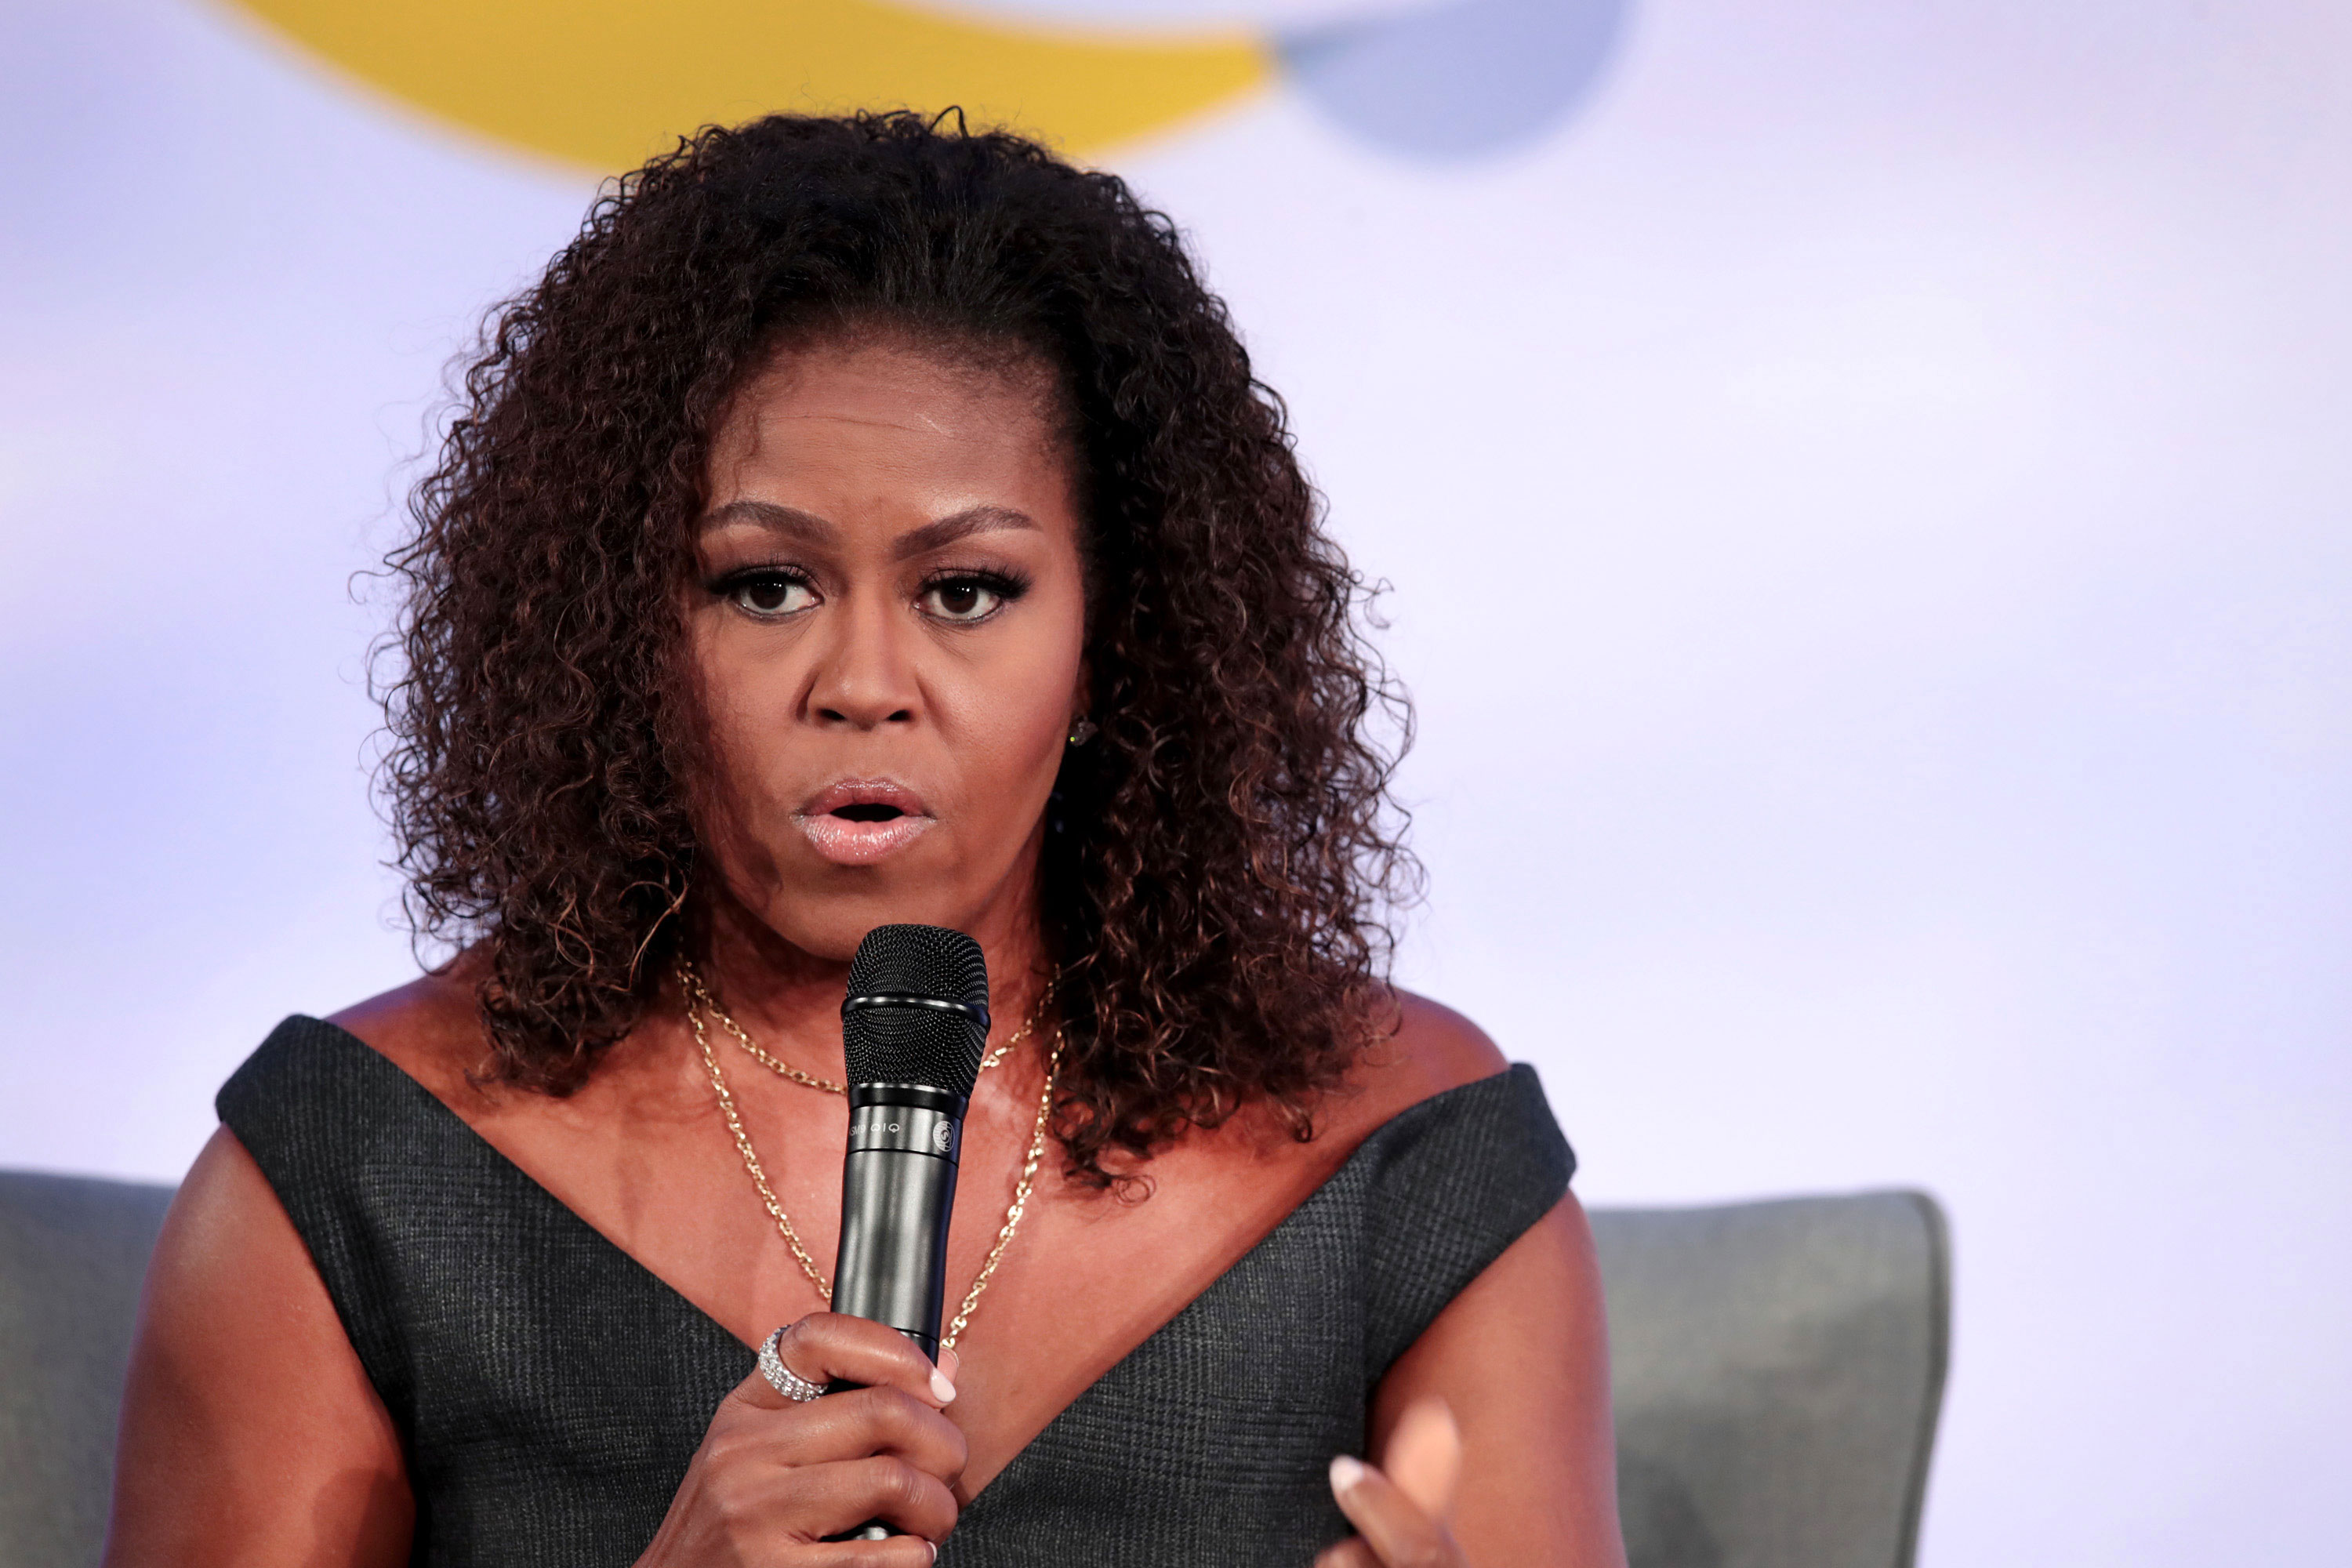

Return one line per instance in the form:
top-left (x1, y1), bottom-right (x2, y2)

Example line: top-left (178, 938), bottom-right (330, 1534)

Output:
top-left (705, 561), bottom-right (1035, 624)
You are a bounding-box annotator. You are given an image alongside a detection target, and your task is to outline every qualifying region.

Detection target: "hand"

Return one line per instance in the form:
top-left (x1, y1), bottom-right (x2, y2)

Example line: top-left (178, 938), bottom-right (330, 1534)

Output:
top-left (1316, 1398), bottom-right (1466, 1568)
top-left (634, 1314), bottom-right (968, 1566)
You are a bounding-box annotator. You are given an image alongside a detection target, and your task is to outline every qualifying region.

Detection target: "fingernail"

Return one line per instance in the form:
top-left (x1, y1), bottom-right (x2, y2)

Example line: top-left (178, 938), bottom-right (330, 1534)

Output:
top-left (926, 1544), bottom-right (938, 1563)
top-left (930, 1367), bottom-right (957, 1404)
top-left (1329, 1455), bottom-right (1369, 1496)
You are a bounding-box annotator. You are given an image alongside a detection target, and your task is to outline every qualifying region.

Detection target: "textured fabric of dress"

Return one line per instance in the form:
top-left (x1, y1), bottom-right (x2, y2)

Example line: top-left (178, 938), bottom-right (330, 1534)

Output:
top-left (218, 1015), bottom-right (1575, 1568)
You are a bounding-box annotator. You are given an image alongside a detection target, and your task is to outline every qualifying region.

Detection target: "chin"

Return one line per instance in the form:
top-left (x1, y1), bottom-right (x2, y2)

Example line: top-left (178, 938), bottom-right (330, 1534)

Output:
top-left (757, 879), bottom-right (977, 961)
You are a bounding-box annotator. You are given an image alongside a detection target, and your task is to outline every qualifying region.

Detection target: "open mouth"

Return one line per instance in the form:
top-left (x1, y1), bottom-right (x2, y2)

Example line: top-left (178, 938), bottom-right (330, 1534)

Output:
top-left (795, 780), bottom-right (935, 865)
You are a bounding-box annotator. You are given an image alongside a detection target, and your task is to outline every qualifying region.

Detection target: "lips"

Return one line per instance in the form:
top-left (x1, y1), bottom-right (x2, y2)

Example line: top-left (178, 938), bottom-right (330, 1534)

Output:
top-left (793, 779), bottom-right (935, 866)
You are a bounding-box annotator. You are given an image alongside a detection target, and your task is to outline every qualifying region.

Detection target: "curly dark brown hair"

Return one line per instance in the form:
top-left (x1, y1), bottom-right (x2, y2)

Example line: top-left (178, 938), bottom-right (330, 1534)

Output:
top-left (379, 111), bottom-right (1417, 1183)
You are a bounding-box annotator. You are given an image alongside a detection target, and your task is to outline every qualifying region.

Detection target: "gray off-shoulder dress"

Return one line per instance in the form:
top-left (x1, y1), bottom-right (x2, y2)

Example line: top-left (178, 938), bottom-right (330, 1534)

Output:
top-left (218, 1016), bottom-right (1574, 1567)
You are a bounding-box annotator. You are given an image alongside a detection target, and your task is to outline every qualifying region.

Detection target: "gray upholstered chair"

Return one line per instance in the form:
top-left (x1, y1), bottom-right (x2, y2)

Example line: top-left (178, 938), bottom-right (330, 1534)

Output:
top-left (1595, 1192), bottom-right (1950, 1568)
top-left (0, 1172), bottom-right (1947, 1568)
top-left (0, 1171), bottom-right (173, 1568)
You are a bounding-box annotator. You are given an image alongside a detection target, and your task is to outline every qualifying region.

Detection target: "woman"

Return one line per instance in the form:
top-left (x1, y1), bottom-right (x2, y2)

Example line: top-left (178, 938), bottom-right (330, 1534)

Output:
top-left (104, 113), bottom-right (1624, 1567)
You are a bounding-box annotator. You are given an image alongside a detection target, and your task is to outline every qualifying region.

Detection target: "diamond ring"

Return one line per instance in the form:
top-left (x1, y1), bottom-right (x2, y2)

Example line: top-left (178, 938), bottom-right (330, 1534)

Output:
top-left (759, 1325), bottom-right (826, 1403)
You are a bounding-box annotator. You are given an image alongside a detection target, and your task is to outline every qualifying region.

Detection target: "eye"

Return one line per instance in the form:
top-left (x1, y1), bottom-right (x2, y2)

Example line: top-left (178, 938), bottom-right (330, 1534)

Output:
top-left (724, 571), bottom-right (817, 619)
top-left (919, 573), bottom-right (1021, 624)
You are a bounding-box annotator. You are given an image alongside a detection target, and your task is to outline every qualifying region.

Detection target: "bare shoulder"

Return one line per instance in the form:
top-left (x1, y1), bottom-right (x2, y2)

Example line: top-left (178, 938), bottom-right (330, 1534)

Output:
top-left (1385, 989), bottom-right (1511, 1090)
top-left (107, 961), bottom-right (505, 1562)
top-left (1341, 1000), bottom-right (1620, 1563)
top-left (1317, 988), bottom-right (1512, 1145)
top-left (325, 960), bottom-right (491, 1107)
top-left (107, 1128), bottom-right (411, 1566)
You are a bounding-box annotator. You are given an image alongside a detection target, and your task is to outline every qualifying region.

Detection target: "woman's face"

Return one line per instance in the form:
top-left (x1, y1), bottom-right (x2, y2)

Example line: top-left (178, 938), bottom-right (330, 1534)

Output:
top-left (688, 335), bottom-right (1089, 963)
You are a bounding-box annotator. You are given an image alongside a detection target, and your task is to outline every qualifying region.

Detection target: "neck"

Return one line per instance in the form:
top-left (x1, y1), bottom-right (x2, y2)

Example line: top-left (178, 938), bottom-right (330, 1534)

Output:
top-left (689, 885), bottom-right (1058, 1080)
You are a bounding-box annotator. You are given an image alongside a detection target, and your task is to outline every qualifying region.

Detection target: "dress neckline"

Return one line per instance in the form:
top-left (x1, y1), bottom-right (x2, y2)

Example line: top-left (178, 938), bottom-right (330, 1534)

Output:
top-left (293, 1013), bottom-right (1507, 1504)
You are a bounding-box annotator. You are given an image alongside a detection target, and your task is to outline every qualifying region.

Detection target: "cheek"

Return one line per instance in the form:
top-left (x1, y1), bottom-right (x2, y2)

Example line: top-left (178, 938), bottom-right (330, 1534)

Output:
top-left (688, 622), bottom-right (799, 812)
top-left (939, 621), bottom-right (1083, 814)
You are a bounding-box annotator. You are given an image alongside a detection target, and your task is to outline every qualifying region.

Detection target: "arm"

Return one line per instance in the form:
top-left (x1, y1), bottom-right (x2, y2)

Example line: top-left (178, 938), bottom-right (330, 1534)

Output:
top-left (1319, 992), bottom-right (1626, 1568)
top-left (104, 1127), bottom-right (415, 1568)
top-left (1356, 1195), bottom-right (1626, 1568)
top-left (106, 1132), bottom-right (965, 1567)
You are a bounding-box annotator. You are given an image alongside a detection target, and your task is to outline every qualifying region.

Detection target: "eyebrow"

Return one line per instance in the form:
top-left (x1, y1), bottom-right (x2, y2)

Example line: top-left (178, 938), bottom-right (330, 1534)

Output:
top-left (891, 506), bottom-right (1040, 560)
top-left (696, 500), bottom-right (1038, 560)
top-left (698, 499), bottom-right (835, 543)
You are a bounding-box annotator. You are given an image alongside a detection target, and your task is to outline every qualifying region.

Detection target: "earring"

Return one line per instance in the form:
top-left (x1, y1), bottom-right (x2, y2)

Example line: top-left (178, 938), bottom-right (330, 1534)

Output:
top-left (1066, 717), bottom-right (1098, 746)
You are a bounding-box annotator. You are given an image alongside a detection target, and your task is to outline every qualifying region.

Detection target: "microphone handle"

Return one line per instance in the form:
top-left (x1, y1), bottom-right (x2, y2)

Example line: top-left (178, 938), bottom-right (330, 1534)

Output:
top-left (826, 1088), bottom-right (964, 1542)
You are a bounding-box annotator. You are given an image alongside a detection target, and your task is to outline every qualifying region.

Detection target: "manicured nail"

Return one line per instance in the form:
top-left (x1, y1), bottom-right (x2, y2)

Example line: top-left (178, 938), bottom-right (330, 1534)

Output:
top-left (930, 1367), bottom-right (957, 1403)
top-left (1329, 1455), bottom-right (1369, 1497)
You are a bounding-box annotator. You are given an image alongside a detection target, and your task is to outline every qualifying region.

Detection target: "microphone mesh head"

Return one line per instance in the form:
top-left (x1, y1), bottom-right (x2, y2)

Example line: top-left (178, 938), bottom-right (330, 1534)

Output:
top-left (843, 925), bottom-right (989, 1097)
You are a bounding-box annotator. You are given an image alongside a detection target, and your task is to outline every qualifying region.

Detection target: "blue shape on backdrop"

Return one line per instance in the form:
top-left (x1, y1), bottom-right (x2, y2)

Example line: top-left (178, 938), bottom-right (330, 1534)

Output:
top-left (1280, 0), bottom-right (1628, 159)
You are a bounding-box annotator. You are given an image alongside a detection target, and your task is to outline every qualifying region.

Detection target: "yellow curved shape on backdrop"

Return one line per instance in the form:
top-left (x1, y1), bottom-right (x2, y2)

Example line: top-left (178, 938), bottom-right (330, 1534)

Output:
top-left (231, 0), bottom-right (1272, 167)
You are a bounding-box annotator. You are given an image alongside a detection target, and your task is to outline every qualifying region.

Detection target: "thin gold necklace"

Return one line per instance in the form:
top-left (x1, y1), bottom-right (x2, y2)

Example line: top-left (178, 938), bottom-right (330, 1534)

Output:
top-left (678, 961), bottom-right (1058, 1094)
top-left (678, 961), bottom-right (1064, 1352)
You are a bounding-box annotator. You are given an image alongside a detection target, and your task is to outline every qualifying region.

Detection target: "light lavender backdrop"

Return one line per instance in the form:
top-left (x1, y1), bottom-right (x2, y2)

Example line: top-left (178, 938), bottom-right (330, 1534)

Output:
top-left (3, 2), bottom-right (2347, 1563)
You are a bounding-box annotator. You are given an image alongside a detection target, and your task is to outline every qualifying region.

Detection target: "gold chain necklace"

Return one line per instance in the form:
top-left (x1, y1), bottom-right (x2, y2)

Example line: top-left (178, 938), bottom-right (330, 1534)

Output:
top-left (679, 961), bottom-right (1058, 1094)
top-left (678, 961), bottom-right (1063, 1352)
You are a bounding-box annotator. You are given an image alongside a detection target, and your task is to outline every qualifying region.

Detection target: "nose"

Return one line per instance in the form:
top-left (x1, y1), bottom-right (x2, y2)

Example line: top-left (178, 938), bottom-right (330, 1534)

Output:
top-left (804, 590), bottom-right (919, 730)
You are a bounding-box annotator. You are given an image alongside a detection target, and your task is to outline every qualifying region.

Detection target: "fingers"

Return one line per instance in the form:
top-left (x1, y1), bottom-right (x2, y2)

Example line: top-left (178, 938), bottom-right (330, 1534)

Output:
top-left (1312, 1540), bottom-right (1383, 1568)
top-left (808, 1543), bottom-right (936, 1568)
top-left (758, 1386), bottom-right (968, 1483)
top-left (653, 1317), bottom-right (965, 1567)
top-left (799, 1455), bottom-right (960, 1544)
top-left (735, 1315), bottom-right (958, 1413)
top-left (1322, 1396), bottom-right (1461, 1566)
top-left (1381, 1398), bottom-right (1462, 1521)
top-left (1327, 1454), bottom-right (1463, 1568)
top-left (696, 1450), bottom-right (958, 1548)
top-left (807, 1539), bottom-right (938, 1567)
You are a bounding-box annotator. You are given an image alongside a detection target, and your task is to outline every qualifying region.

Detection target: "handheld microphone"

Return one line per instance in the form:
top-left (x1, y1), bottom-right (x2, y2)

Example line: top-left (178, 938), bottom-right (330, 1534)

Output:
top-left (832, 924), bottom-right (989, 1363)
top-left (828, 926), bottom-right (987, 1543)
